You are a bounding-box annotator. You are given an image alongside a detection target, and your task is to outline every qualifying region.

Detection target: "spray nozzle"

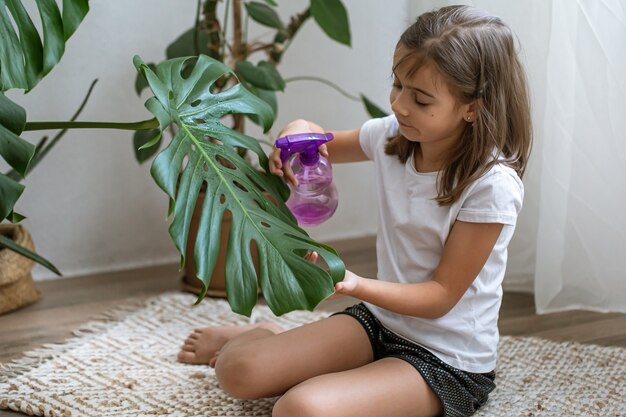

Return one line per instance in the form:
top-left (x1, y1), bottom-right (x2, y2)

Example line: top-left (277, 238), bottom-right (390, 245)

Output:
top-left (274, 132), bottom-right (334, 166)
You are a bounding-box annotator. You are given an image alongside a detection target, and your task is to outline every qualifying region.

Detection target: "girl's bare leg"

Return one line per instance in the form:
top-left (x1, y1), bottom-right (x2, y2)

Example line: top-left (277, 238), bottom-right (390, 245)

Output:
top-left (213, 314), bottom-right (374, 400)
top-left (272, 357), bottom-right (443, 417)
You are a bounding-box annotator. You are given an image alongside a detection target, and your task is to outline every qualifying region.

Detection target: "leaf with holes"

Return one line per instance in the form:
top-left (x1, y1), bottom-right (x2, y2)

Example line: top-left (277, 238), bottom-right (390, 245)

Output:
top-left (134, 54), bottom-right (345, 316)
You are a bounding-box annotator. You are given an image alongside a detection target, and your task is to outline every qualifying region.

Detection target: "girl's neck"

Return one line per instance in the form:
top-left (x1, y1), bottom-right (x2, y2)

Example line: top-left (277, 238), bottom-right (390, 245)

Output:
top-left (414, 145), bottom-right (445, 173)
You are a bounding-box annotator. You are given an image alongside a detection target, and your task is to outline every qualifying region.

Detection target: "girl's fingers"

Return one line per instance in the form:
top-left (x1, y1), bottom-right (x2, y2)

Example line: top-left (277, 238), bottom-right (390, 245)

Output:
top-left (319, 143), bottom-right (329, 158)
top-left (269, 149), bottom-right (283, 175)
top-left (304, 251), bottom-right (319, 264)
top-left (283, 162), bottom-right (298, 186)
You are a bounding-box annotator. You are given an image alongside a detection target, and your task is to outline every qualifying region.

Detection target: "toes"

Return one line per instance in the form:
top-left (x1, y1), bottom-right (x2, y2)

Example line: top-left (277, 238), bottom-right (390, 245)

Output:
top-left (177, 351), bottom-right (198, 364)
top-left (181, 343), bottom-right (195, 352)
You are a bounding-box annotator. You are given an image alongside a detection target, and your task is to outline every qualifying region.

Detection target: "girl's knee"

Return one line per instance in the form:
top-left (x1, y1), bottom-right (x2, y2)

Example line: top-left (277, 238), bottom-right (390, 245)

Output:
top-left (273, 385), bottom-right (332, 417)
top-left (214, 348), bottom-right (268, 400)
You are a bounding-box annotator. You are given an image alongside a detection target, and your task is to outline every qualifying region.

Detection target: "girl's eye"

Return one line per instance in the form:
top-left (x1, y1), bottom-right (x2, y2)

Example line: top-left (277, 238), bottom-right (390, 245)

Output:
top-left (415, 100), bottom-right (428, 106)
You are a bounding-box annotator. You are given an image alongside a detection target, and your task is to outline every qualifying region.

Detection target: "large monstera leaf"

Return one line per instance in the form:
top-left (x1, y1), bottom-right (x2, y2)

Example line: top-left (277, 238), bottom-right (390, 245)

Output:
top-left (134, 54), bottom-right (345, 316)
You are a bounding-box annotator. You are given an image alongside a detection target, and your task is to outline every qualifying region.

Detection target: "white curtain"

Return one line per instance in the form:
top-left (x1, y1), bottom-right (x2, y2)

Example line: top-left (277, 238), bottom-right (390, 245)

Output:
top-left (411, 0), bottom-right (626, 314)
top-left (533, 0), bottom-right (626, 313)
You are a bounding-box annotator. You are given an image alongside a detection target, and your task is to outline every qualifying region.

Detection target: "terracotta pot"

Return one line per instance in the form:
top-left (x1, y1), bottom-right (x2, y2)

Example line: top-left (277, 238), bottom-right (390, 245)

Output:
top-left (0, 224), bottom-right (41, 315)
top-left (181, 190), bottom-right (260, 298)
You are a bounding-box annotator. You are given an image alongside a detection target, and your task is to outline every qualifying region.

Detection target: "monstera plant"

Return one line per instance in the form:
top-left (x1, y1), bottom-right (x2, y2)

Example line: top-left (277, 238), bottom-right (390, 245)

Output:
top-left (1, 0), bottom-right (347, 316)
top-left (133, 55), bottom-right (345, 315)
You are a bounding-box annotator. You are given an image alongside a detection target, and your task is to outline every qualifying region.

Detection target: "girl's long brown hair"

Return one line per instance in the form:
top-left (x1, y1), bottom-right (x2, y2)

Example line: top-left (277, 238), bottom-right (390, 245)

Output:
top-left (385, 5), bottom-right (532, 205)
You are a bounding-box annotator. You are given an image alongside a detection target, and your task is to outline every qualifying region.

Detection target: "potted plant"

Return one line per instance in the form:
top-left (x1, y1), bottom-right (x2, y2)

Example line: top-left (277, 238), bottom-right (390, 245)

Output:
top-left (2, 0), bottom-right (383, 317)
top-left (131, 0), bottom-right (386, 296)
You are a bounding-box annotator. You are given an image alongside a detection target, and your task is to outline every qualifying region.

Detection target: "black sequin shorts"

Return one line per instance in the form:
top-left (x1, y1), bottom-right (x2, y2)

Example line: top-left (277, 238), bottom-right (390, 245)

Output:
top-left (333, 303), bottom-right (496, 417)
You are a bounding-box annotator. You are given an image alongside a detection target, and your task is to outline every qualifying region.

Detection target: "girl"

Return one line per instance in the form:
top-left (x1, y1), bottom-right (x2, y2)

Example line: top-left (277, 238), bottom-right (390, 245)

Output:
top-left (178, 5), bottom-right (532, 417)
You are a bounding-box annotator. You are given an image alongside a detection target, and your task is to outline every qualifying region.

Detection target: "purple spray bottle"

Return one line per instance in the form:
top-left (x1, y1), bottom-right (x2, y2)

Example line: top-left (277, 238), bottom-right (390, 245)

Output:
top-left (275, 133), bottom-right (338, 226)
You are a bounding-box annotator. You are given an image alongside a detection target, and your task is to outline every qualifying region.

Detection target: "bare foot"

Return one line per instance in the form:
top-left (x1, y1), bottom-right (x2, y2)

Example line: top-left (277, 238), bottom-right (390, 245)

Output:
top-left (177, 322), bottom-right (282, 366)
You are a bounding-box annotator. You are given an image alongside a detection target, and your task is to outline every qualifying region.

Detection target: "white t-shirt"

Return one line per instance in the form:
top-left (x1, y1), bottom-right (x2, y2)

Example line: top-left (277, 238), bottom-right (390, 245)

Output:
top-left (359, 115), bottom-right (524, 373)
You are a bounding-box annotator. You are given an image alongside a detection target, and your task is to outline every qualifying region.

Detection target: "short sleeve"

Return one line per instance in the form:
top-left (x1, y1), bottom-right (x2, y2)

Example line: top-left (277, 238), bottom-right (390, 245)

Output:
top-left (457, 167), bottom-right (524, 226)
top-left (358, 115), bottom-right (398, 160)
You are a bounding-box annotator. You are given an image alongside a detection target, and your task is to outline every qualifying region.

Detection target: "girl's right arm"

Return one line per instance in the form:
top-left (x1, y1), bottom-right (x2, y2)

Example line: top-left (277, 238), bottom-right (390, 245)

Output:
top-left (269, 119), bottom-right (368, 186)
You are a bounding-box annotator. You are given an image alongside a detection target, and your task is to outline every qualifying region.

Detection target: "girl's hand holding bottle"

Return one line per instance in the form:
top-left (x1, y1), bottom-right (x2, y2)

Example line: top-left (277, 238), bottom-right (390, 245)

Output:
top-left (269, 119), bottom-right (329, 187)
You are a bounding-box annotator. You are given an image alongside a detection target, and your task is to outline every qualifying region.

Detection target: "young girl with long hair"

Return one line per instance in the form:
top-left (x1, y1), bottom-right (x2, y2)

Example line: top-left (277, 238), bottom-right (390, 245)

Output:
top-left (178, 5), bottom-right (532, 416)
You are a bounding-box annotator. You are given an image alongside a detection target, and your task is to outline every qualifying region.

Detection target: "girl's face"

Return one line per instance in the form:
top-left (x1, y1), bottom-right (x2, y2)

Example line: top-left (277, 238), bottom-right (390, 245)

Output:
top-left (389, 44), bottom-right (472, 149)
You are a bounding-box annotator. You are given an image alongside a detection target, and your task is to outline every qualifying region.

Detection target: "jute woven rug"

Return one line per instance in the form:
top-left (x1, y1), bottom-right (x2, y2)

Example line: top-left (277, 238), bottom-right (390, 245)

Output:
top-left (1, 292), bottom-right (624, 417)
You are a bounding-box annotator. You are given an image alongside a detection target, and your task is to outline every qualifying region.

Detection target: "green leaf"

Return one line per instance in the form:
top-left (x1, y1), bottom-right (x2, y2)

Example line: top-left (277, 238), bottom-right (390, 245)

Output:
top-left (0, 172), bottom-right (24, 221)
top-left (0, 93), bottom-right (35, 177)
top-left (0, 232), bottom-right (61, 275)
top-left (3, 0), bottom-right (43, 89)
top-left (134, 54), bottom-right (345, 316)
top-left (0, 91), bottom-right (26, 134)
top-left (243, 82), bottom-right (277, 127)
top-left (0, 1), bottom-right (29, 89)
top-left (236, 60), bottom-right (285, 92)
top-left (262, 0), bottom-right (278, 6)
top-left (165, 27), bottom-right (211, 59)
top-left (0, 0), bottom-right (89, 92)
top-left (35, 0), bottom-right (66, 76)
top-left (245, 1), bottom-right (284, 29)
top-left (133, 128), bottom-right (162, 164)
top-left (134, 62), bottom-right (157, 96)
top-left (310, 0), bottom-right (351, 46)
top-left (7, 210), bottom-right (25, 223)
top-left (361, 94), bottom-right (388, 118)
top-left (61, 0), bottom-right (89, 40)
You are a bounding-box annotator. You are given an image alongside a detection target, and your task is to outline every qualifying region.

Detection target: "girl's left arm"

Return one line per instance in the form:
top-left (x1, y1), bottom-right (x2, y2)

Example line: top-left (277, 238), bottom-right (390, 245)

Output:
top-left (335, 221), bottom-right (504, 319)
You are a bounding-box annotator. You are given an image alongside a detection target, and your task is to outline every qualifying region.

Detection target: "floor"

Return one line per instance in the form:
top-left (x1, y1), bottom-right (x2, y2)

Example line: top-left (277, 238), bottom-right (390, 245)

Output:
top-left (1, 235), bottom-right (625, 416)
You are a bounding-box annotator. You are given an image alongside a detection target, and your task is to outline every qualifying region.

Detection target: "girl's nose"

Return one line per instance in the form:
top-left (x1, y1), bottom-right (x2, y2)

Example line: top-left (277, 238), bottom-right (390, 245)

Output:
top-left (391, 95), bottom-right (410, 117)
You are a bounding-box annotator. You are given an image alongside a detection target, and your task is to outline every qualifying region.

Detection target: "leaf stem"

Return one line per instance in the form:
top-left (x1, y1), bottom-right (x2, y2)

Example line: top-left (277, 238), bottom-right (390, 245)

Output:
top-left (23, 118), bottom-right (159, 132)
top-left (284, 75), bottom-right (360, 101)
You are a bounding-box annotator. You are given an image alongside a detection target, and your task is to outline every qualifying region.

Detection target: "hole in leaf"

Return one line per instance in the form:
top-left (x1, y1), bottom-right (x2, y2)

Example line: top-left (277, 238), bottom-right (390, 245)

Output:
top-left (233, 181), bottom-right (248, 193)
top-left (211, 73), bottom-right (232, 93)
top-left (261, 221), bottom-right (271, 228)
top-left (168, 91), bottom-right (174, 100)
top-left (216, 155), bottom-right (236, 170)
top-left (206, 136), bottom-right (224, 146)
top-left (250, 239), bottom-right (261, 280)
top-left (194, 119), bottom-right (205, 124)
top-left (219, 194), bottom-right (226, 204)
top-left (315, 253), bottom-right (329, 271)
top-left (246, 174), bottom-right (266, 193)
top-left (191, 99), bottom-right (201, 107)
top-left (203, 163), bottom-right (208, 172)
top-left (291, 248), bottom-right (329, 271)
top-left (181, 155), bottom-right (189, 172)
top-left (252, 199), bottom-right (262, 208)
top-left (180, 59), bottom-right (196, 79)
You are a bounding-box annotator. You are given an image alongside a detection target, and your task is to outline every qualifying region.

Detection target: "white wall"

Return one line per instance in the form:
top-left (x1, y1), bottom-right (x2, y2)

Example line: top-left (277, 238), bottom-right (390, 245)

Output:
top-left (7, 0), bottom-right (408, 280)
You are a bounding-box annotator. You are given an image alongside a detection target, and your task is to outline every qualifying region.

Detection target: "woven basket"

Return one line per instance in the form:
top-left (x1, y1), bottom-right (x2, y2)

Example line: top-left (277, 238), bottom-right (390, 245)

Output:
top-left (0, 224), bottom-right (41, 315)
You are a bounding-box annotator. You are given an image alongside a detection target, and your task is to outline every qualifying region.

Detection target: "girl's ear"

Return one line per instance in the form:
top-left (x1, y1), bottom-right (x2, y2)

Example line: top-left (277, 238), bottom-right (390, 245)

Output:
top-left (463, 100), bottom-right (480, 123)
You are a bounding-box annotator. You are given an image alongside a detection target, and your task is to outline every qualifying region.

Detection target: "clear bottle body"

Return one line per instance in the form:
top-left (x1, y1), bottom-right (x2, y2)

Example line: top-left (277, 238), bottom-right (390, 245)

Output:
top-left (286, 156), bottom-right (338, 226)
